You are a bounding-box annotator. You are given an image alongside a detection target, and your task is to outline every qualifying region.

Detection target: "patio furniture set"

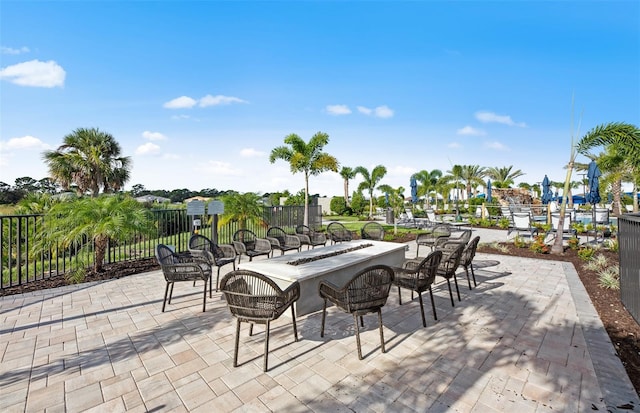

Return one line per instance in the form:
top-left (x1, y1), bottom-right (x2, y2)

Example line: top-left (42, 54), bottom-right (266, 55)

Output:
top-left (154, 224), bottom-right (481, 371)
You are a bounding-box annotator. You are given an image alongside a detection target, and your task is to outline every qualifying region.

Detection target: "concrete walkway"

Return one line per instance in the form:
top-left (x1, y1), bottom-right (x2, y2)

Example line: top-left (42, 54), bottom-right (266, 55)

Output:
top-left (1, 228), bottom-right (638, 412)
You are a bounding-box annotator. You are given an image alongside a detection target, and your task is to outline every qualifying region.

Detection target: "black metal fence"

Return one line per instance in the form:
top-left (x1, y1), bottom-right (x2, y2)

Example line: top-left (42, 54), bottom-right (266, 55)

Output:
top-left (619, 213), bottom-right (640, 324)
top-left (1, 204), bottom-right (320, 289)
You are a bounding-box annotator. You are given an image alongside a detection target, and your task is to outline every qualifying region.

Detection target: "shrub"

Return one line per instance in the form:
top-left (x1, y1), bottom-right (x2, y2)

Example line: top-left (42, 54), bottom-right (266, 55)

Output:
top-left (598, 267), bottom-right (620, 290)
top-left (479, 218), bottom-right (492, 228)
top-left (513, 235), bottom-right (527, 248)
top-left (604, 238), bottom-right (619, 252)
top-left (529, 235), bottom-right (549, 254)
top-left (497, 217), bottom-right (511, 229)
top-left (330, 196), bottom-right (347, 215)
top-left (567, 237), bottom-right (580, 250)
top-left (578, 246), bottom-right (596, 261)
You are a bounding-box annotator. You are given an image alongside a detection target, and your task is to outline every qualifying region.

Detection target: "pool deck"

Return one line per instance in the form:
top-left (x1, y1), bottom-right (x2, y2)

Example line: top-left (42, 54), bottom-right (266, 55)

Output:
top-left (1, 227), bottom-right (638, 412)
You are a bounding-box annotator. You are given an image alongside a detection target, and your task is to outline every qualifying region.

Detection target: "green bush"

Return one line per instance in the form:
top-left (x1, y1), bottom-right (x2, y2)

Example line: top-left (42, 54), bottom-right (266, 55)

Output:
top-left (578, 246), bottom-right (596, 261)
top-left (330, 196), bottom-right (348, 215)
top-left (497, 217), bottom-right (511, 229)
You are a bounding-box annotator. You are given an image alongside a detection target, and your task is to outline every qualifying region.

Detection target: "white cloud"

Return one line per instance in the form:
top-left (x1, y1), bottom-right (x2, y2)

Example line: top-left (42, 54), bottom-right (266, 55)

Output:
top-left (198, 160), bottom-right (242, 176)
top-left (240, 148), bottom-right (265, 158)
top-left (326, 104), bottom-right (352, 115)
top-left (374, 105), bottom-right (394, 119)
top-left (475, 111), bottom-right (526, 127)
top-left (199, 94), bottom-right (247, 107)
top-left (2, 135), bottom-right (50, 150)
top-left (135, 142), bottom-right (161, 155)
top-left (142, 131), bottom-right (167, 141)
top-left (1, 46), bottom-right (30, 55)
top-left (171, 114), bottom-right (191, 120)
top-left (0, 60), bottom-right (65, 88)
top-left (457, 126), bottom-right (486, 136)
top-left (485, 141), bottom-right (509, 150)
top-left (448, 142), bottom-right (462, 149)
top-left (163, 96), bottom-right (197, 109)
top-left (357, 106), bottom-right (372, 115)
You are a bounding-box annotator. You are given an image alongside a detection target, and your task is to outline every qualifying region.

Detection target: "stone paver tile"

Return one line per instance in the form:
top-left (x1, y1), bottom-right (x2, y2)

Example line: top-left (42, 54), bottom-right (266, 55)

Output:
top-left (136, 372), bottom-right (173, 402)
top-left (82, 397), bottom-right (127, 413)
top-left (231, 378), bottom-right (268, 404)
top-left (24, 381), bottom-right (64, 412)
top-left (101, 372), bottom-right (136, 401)
top-left (175, 377), bottom-right (216, 411)
top-left (65, 382), bottom-right (104, 412)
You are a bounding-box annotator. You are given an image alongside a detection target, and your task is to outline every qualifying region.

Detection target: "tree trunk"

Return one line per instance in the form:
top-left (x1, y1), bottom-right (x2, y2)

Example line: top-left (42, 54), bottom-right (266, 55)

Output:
top-left (633, 186), bottom-right (638, 213)
top-left (94, 235), bottom-right (108, 272)
top-left (551, 161), bottom-right (574, 255)
top-left (304, 172), bottom-right (309, 226)
top-left (612, 178), bottom-right (622, 217)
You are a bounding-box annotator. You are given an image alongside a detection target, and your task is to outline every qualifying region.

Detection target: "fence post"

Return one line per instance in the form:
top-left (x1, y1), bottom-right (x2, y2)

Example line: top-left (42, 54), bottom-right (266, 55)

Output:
top-left (619, 213), bottom-right (640, 324)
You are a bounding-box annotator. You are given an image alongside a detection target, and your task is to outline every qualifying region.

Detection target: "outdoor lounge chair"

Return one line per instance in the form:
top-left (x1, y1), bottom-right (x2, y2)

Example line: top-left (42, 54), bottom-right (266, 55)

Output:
top-left (390, 251), bottom-right (442, 327)
top-left (508, 212), bottom-right (539, 240)
top-left (266, 226), bottom-right (301, 255)
top-left (188, 234), bottom-right (236, 293)
top-left (546, 211), bottom-right (578, 242)
top-left (295, 224), bottom-right (327, 249)
top-left (327, 222), bottom-right (353, 244)
top-left (155, 244), bottom-right (212, 312)
top-left (415, 224), bottom-right (451, 257)
top-left (361, 221), bottom-right (385, 241)
top-left (586, 208), bottom-right (611, 243)
top-left (220, 270), bottom-right (300, 372)
top-left (319, 265), bottom-right (394, 360)
top-left (232, 229), bottom-right (272, 263)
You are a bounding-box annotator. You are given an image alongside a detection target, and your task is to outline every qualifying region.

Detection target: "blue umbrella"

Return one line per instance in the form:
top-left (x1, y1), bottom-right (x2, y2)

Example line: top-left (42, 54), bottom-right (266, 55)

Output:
top-left (486, 179), bottom-right (492, 203)
top-left (410, 175), bottom-right (418, 204)
top-left (541, 175), bottom-right (553, 204)
top-left (586, 160), bottom-right (601, 205)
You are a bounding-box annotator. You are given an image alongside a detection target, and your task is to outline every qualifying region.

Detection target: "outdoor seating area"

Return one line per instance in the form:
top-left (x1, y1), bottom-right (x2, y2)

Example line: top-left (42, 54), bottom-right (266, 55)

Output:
top-left (1, 226), bottom-right (637, 412)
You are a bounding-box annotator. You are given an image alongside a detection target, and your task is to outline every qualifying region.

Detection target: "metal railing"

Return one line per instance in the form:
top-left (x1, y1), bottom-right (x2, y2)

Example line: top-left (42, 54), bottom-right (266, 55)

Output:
top-left (619, 213), bottom-right (640, 324)
top-left (1, 205), bottom-right (320, 289)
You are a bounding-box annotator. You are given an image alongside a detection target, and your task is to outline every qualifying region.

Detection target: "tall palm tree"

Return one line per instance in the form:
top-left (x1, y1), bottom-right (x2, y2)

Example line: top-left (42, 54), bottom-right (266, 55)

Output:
top-left (443, 165), bottom-right (464, 210)
top-left (484, 166), bottom-right (525, 188)
top-left (413, 169), bottom-right (442, 209)
top-left (378, 184), bottom-right (405, 234)
top-left (354, 165), bottom-right (387, 219)
top-left (218, 192), bottom-right (266, 230)
top-left (460, 165), bottom-right (486, 198)
top-left (43, 127), bottom-right (131, 196)
top-left (269, 132), bottom-right (339, 226)
top-left (339, 166), bottom-right (357, 206)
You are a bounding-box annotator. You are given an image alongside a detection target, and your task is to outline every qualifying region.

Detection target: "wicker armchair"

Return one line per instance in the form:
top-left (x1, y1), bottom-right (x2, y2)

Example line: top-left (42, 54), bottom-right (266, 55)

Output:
top-left (155, 244), bottom-right (212, 312)
top-left (415, 224), bottom-right (451, 257)
top-left (232, 229), bottom-right (272, 263)
top-left (188, 234), bottom-right (236, 292)
top-left (390, 251), bottom-right (443, 327)
top-left (327, 222), bottom-right (353, 244)
top-left (319, 265), bottom-right (394, 360)
top-left (435, 243), bottom-right (465, 307)
top-left (295, 224), bottom-right (327, 249)
top-left (220, 270), bottom-right (300, 372)
top-left (361, 222), bottom-right (385, 241)
top-left (266, 226), bottom-right (302, 255)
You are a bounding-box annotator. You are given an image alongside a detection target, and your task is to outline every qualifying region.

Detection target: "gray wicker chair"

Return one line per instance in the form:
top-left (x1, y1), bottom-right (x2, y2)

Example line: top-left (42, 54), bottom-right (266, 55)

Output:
top-left (459, 236), bottom-right (481, 289)
top-left (361, 222), bottom-right (385, 241)
top-left (319, 265), bottom-right (394, 359)
top-left (266, 226), bottom-right (302, 255)
top-left (232, 229), bottom-right (272, 263)
top-left (327, 222), bottom-right (353, 244)
top-left (390, 250), bottom-right (443, 327)
top-left (220, 270), bottom-right (300, 372)
top-left (295, 224), bottom-right (327, 249)
top-left (188, 234), bottom-right (236, 293)
top-left (435, 243), bottom-right (465, 307)
top-left (155, 244), bottom-right (212, 312)
top-left (415, 224), bottom-right (451, 257)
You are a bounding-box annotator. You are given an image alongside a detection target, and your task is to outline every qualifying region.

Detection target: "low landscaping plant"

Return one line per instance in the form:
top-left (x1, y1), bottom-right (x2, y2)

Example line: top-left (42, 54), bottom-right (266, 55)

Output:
top-left (529, 235), bottom-right (550, 254)
top-left (598, 267), bottom-right (620, 290)
top-left (567, 236), bottom-right (580, 250)
top-left (513, 235), bottom-right (528, 248)
top-left (578, 246), bottom-right (597, 261)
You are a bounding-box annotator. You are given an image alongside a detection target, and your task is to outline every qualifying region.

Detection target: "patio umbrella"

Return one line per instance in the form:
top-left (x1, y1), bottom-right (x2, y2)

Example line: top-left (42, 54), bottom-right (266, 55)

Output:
top-left (541, 175), bottom-right (553, 205)
top-left (486, 179), bottom-right (492, 203)
top-left (410, 175), bottom-right (418, 204)
top-left (586, 160), bottom-right (602, 226)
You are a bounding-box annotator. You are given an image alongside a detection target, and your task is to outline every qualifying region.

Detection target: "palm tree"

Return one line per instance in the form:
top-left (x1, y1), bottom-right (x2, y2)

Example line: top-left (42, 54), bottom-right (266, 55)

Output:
top-left (36, 195), bottom-right (154, 275)
top-left (218, 192), bottom-right (266, 230)
top-left (460, 165), bottom-right (486, 198)
top-left (443, 165), bottom-right (464, 212)
top-left (577, 122), bottom-right (640, 216)
top-left (484, 166), bottom-right (525, 188)
top-left (269, 132), bottom-right (338, 226)
top-left (43, 127), bottom-right (131, 196)
top-left (378, 184), bottom-right (405, 234)
top-left (354, 165), bottom-right (387, 219)
top-left (413, 169), bottom-right (442, 209)
top-left (339, 166), bottom-right (357, 206)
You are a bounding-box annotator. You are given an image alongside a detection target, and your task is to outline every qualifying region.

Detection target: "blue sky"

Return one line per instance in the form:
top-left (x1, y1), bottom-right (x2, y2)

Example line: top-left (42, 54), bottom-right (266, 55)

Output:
top-left (1, 1), bottom-right (639, 198)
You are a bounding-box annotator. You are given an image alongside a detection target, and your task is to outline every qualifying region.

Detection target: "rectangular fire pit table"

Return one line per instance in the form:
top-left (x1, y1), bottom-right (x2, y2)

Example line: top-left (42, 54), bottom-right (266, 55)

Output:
top-left (238, 239), bottom-right (406, 316)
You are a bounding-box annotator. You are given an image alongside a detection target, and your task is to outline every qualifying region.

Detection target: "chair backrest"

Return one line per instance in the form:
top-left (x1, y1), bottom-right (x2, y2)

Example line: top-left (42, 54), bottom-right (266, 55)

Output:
top-left (220, 270), bottom-right (284, 319)
top-left (432, 224), bottom-right (452, 238)
top-left (512, 212), bottom-right (533, 230)
top-left (327, 222), bottom-right (352, 241)
top-left (426, 209), bottom-right (437, 222)
top-left (405, 209), bottom-right (415, 219)
top-left (410, 250), bottom-right (442, 283)
top-left (296, 224), bottom-right (312, 236)
top-left (361, 222), bottom-right (384, 240)
top-left (344, 265), bottom-right (394, 312)
top-left (461, 236), bottom-right (481, 266)
top-left (594, 208), bottom-right (609, 225)
top-left (457, 229), bottom-right (472, 244)
top-left (550, 212), bottom-right (572, 231)
top-left (438, 243), bottom-right (465, 277)
top-left (189, 233), bottom-right (226, 262)
top-left (267, 226), bottom-right (288, 245)
top-left (234, 229), bottom-right (258, 250)
top-left (155, 244), bottom-right (178, 266)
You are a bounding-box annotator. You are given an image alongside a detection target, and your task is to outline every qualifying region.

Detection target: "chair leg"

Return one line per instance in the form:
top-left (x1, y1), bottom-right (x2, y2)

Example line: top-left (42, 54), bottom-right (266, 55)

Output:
top-left (471, 265), bottom-right (477, 287)
top-left (215, 268), bottom-right (221, 293)
top-left (210, 275), bottom-right (213, 298)
top-left (353, 314), bottom-right (363, 360)
top-left (249, 323), bottom-right (254, 336)
top-left (202, 281), bottom-right (207, 312)
top-left (360, 316), bottom-right (364, 327)
top-left (291, 306), bottom-right (298, 341)
top-left (263, 320), bottom-right (270, 372)
top-left (453, 275), bottom-right (461, 301)
top-left (378, 309), bottom-right (386, 353)
top-left (446, 279), bottom-right (455, 307)
top-left (416, 244), bottom-right (420, 258)
top-left (465, 267), bottom-right (472, 290)
top-left (320, 299), bottom-right (327, 337)
top-left (397, 285), bottom-right (403, 305)
top-left (429, 287), bottom-right (437, 320)
top-left (162, 282), bottom-right (171, 312)
top-left (233, 318), bottom-right (241, 367)
top-left (417, 291), bottom-right (427, 327)
top-left (168, 283), bottom-right (175, 304)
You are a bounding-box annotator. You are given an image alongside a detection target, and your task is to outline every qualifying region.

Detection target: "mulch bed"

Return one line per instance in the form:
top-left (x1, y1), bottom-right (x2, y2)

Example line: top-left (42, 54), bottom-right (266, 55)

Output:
top-left (1, 232), bottom-right (638, 395)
